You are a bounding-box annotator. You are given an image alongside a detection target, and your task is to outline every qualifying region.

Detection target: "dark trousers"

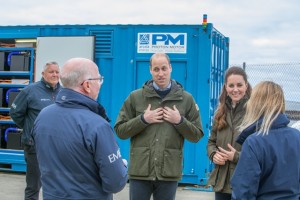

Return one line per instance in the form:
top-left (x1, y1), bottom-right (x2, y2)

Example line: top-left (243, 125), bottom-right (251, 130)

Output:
top-left (24, 145), bottom-right (41, 200)
top-left (129, 179), bottom-right (178, 200)
top-left (215, 192), bottom-right (232, 200)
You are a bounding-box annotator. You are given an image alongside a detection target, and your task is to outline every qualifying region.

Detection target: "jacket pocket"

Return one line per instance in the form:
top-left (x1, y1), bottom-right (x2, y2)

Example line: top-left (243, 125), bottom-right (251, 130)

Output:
top-left (161, 148), bottom-right (182, 178)
top-left (128, 147), bottom-right (150, 176)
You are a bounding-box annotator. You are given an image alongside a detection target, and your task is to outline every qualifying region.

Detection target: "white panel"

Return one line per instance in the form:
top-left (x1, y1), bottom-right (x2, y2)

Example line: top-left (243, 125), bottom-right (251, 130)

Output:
top-left (35, 36), bottom-right (94, 81)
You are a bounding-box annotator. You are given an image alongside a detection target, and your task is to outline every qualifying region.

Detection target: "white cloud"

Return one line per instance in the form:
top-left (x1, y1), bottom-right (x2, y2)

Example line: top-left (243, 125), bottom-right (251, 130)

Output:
top-left (251, 38), bottom-right (287, 47)
top-left (0, 0), bottom-right (299, 64)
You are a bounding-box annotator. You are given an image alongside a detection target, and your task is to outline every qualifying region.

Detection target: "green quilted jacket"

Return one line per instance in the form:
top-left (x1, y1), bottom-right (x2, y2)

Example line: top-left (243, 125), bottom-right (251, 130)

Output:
top-left (114, 80), bottom-right (203, 181)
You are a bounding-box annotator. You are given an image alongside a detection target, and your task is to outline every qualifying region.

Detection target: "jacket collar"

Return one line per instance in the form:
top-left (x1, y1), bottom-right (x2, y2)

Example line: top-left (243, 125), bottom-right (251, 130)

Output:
top-left (41, 77), bottom-right (60, 90)
top-left (56, 88), bottom-right (110, 122)
top-left (152, 81), bottom-right (172, 91)
top-left (236, 113), bottom-right (290, 145)
top-left (225, 95), bottom-right (249, 110)
top-left (142, 79), bottom-right (183, 98)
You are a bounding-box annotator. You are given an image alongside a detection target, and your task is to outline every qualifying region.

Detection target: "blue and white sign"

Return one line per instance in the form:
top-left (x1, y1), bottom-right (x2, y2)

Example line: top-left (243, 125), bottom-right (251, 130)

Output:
top-left (137, 33), bottom-right (187, 53)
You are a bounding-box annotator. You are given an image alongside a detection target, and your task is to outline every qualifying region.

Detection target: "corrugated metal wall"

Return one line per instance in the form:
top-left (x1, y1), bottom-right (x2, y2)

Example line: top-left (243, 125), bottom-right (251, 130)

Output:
top-left (0, 24), bottom-right (229, 184)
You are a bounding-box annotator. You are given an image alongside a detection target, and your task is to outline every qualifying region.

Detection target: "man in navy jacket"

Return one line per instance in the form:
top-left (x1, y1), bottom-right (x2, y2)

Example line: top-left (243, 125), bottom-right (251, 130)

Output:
top-left (10, 61), bottom-right (61, 200)
top-left (32, 58), bottom-right (127, 200)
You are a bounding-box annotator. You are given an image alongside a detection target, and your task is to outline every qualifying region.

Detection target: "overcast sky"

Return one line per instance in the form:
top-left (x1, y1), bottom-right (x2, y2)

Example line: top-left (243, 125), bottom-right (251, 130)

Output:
top-left (1, 0), bottom-right (299, 64)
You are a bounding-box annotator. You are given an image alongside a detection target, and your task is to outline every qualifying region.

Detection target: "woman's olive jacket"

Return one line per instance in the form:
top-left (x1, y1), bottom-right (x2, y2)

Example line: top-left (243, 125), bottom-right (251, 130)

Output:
top-left (206, 97), bottom-right (248, 193)
top-left (114, 80), bottom-right (203, 181)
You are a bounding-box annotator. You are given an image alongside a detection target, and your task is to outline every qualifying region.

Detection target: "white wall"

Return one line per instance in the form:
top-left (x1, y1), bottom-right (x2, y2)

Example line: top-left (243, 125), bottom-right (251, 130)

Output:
top-left (35, 36), bottom-right (94, 81)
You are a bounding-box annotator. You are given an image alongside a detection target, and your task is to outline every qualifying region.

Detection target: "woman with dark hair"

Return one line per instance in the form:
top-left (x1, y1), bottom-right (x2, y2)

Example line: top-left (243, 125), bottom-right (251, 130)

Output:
top-left (207, 66), bottom-right (252, 200)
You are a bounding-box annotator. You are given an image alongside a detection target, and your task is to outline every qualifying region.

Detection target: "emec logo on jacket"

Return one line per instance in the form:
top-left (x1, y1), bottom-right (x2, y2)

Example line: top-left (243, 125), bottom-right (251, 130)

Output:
top-left (108, 149), bottom-right (122, 163)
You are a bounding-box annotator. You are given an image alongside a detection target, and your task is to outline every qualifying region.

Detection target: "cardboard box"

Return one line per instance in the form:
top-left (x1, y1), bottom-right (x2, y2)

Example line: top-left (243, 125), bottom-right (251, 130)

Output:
top-left (0, 88), bottom-right (3, 107)
top-left (10, 55), bottom-right (29, 71)
top-left (7, 132), bottom-right (22, 150)
top-left (0, 52), bottom-right (5, 71)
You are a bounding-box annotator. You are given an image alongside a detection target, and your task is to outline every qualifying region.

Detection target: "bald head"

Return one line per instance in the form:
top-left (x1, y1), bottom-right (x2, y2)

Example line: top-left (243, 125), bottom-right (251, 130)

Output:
top-left (60, 58), bottom-right (99, 89)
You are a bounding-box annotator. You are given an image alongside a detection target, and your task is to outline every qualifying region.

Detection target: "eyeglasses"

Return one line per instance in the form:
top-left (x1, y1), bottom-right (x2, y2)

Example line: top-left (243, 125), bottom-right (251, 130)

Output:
top-left (81, 76), bottom-right (104, 85)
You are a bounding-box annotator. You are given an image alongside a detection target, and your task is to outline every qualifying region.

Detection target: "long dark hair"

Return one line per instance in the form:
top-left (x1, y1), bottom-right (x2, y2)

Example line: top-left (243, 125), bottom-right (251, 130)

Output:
top-left (213, 66), bottom-right (252, 131)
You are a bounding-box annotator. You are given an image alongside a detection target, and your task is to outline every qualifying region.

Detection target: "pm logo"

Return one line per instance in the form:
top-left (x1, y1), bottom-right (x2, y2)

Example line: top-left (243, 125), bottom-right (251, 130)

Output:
top-left (152, 34), bottom-right (185, 45)
top-left (139, 34), bottom-right (150, 45)
top-left (137, 32), bottom-right (187, 53)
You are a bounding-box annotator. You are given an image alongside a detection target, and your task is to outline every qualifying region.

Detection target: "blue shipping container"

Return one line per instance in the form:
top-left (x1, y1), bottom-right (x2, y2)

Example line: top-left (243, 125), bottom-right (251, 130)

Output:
top-left (0, 23), bottom-right (229, 185)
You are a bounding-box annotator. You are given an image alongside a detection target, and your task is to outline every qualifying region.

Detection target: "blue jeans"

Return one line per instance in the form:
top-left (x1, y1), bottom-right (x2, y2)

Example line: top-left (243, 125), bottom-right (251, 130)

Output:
top-left (129, 179), bottom-right (178, 200)
top-left (24, 145), bottom-right (41, 200)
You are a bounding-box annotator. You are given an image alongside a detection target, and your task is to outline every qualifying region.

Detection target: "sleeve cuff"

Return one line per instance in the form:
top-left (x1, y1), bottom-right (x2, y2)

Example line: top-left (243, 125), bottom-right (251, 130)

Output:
top-left (141, 114), bottom-right (149, 124)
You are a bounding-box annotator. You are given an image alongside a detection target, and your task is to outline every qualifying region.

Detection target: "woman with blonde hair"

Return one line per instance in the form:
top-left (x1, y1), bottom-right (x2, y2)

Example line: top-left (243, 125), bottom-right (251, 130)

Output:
top-left (231, 81), bottom-right (300, 199)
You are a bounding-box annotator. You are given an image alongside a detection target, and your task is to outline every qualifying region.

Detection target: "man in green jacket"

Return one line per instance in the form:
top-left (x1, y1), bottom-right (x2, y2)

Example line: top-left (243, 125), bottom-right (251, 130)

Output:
top-left (114, 53), bottom-right (204, 200)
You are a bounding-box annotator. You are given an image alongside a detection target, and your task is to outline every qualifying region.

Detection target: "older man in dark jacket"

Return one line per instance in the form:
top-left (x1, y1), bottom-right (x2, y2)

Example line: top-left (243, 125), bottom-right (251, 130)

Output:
top-left (10, 61), bottom-right (61, 200)
top-left (32, 58), bottom-right (127, 200)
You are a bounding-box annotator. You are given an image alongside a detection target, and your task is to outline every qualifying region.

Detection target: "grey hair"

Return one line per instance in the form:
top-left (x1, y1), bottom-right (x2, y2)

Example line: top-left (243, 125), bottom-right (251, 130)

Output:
top-left (60, 65), bottom-right (93, 88)
top-left (43, 61), bottom-right (59, 72)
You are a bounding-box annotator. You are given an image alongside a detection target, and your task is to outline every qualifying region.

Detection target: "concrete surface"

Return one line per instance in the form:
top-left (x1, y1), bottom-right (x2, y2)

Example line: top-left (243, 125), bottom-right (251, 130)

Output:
top-left (0, 172), bottom-right (214, 200)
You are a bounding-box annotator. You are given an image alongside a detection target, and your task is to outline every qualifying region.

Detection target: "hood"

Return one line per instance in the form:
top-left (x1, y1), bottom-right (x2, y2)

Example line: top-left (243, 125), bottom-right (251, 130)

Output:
top-left (236, 113), bottom-right (290, 145)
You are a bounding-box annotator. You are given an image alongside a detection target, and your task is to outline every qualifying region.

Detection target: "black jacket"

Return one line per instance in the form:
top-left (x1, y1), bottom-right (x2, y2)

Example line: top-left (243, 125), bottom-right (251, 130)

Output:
top-left (9, 78), bottom-right (61, 146)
